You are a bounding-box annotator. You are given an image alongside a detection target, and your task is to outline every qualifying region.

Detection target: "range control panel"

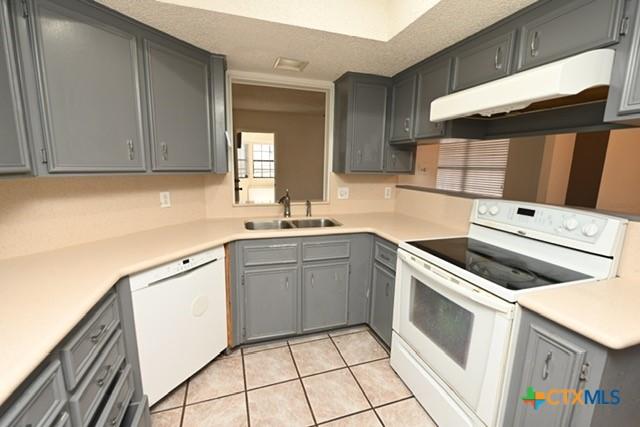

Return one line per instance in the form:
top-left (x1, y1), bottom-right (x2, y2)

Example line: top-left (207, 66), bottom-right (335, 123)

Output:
top-left (472, 200), bottom-right (618, 245)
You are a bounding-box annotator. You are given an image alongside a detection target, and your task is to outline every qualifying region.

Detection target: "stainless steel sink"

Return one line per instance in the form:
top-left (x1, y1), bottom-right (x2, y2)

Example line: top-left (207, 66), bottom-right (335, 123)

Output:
top-left (291, 218), bottom-right (341, 228)
top-left (244, 219), bottom-right (295, 230)
top-left (244, 218), bottom-right (341, 230)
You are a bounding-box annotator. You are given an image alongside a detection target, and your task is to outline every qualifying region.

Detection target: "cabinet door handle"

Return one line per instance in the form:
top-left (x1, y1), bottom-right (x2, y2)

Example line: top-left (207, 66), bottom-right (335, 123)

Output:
top-left (285, 277), bottom-right (289, 289)
top-left (494, 46), bottom-right (503, 70)
top-left (161, 142), bottom-right (169, 161)
top-left (310, 274), bottom-right (314, 287)
top-left (357, 150), bottom-right (362, 164)
top-left (542, 351), bottom-right (552, 380)
top-left (530, 31), bottom-right (540, 57)
top-left (403, 117), bottom-right (410, 132)
top-left (126, 139), bottom-right (134, 160)
top-left (385, 282), bottom-right (390, 297)
top-left (90, 324), bottom-right (108, 343)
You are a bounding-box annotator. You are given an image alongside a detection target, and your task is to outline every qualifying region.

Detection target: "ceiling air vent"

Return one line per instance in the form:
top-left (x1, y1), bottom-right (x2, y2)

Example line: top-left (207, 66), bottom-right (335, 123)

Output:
top-left (273, 57), bottom-right (308, 72)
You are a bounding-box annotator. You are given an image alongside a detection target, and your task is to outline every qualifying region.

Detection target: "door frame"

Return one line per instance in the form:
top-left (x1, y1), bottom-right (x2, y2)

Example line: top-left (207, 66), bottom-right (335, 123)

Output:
top-left (226, 70), bottom-right (334, 206)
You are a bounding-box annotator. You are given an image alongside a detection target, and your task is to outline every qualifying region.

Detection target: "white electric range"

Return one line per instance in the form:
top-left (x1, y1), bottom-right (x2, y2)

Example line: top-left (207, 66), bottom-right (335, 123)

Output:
top-left (391, 199), bottom-right (628, 427)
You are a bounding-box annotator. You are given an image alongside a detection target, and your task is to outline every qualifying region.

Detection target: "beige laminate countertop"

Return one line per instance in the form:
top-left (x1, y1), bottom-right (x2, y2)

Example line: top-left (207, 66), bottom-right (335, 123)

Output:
top-left (518, 277), bottom-right (640, 350)
top-left (0, 212), bottom-right (466, 404)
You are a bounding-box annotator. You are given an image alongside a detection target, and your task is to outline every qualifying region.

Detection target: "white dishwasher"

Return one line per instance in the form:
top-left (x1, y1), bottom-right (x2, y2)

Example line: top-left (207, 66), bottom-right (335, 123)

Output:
top-left (129, 246), bottom-right (227, 405)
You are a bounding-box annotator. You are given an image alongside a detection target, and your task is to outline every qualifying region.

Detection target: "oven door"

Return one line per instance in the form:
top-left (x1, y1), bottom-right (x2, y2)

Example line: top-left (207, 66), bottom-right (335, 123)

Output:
top-left (394, 249), bottom-right (514, 420)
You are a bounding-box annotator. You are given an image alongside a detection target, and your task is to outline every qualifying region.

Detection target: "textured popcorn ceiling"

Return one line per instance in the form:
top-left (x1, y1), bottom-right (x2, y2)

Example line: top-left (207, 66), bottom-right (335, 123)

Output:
top-left (98, 0), bottom-right (537, 80)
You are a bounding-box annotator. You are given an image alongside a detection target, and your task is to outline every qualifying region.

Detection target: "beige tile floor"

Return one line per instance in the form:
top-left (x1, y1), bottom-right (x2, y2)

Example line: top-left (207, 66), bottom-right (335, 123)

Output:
top-left (150, 326), bottom-right (437, 427)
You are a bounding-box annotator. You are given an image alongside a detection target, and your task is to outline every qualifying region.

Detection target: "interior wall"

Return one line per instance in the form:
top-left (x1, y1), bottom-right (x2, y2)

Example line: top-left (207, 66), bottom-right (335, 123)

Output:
top-left (394, 187), bottom-right (473, 230)
top-left (397, 143), bottom-right (440, 188)
top-left (502, 136), bottom-right (546, 202)
top-left (536, 133), bottom-right (576, 205)
top-left (233, 109), bottom-right (325, 201)
top-left (597, 128), bottom-right (640, 214)
top-left (0, 175), bottom-right (206, 259)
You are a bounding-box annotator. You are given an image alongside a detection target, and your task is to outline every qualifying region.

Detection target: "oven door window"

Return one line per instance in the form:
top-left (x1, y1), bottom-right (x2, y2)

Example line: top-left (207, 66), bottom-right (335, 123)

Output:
top-left (410, 277), bottom-right (474, 368)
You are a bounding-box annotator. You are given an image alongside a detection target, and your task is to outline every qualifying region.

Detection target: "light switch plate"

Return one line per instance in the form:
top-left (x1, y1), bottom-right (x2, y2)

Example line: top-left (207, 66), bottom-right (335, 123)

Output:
top-left (384, 187), bottom-right (392, 199)
top-left (337, 187), bottom-right (350, 200)
top-left (160, 191), bottom-right (171, 208)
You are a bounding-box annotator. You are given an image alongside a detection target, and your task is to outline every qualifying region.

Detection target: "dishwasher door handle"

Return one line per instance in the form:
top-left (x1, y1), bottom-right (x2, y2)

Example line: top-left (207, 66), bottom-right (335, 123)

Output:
top-left (145, 258), bottom-right (220, 288)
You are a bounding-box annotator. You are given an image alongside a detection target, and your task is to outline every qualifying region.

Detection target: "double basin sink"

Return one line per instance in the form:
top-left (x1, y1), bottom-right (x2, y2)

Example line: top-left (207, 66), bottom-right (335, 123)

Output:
top-left (245, 218), bottom-right (341, 230)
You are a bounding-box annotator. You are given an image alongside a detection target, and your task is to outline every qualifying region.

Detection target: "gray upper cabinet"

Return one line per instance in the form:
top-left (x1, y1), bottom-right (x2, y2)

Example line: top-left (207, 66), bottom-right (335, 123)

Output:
top-left (413, 57), bottom-right (451, 139)
top-left (29, 0), bottom-right (146, 173)
top-left (370, 263), bottom-right (394, 346)
top-left (145, 40), bottom-right (211, 171)
top-left (451, 29), bottom-right (516, 92)
top-left (0, 0), bottom-right (31, 175)
top-left (385, 146), bottom-right (414, 174)
top-left (302, 262), bottom-right (349, 332)
top-left (333, 73), bottom-right (389, 173)
top-left (243, 266), bottom-right (298, 341)
top-left (518, 0), bottom-right (624, 71)
top-left (389, 73), bottom-right (417, 143)
top-left (210, 55), bottom-right (228, 173)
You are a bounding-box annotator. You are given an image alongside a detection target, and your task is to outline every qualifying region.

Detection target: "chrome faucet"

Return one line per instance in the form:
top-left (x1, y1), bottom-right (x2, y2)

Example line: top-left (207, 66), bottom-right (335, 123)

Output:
top-left (278, 189), bottom-right (291, 218)
top-left (306, 200), bottom-right (312, 217)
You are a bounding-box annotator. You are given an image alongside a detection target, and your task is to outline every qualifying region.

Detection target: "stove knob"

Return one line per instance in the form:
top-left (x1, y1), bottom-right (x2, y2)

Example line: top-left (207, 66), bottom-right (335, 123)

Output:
top-left (489, 205), bottom-right (500, 216)
top-left (478, 204), bottom-right (488, 215)
top-left (582, 223), bottom-right (599, 237)
top-left (563, 217), bottom-right (579, 231)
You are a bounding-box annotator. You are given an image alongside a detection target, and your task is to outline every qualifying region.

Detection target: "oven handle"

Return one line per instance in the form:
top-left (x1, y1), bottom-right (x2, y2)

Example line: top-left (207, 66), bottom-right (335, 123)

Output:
top-left (399, 251), bottom-right (514, 315)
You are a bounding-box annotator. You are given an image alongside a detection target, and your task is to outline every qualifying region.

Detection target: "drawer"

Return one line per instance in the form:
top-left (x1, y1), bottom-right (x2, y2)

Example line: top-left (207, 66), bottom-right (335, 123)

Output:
top-left (122, 397), bottom-right (150, 427)
top-left (302, 239), bottom-right (350, 262)
top-left (242, 241), bottom-right (298, 266)
top-left (374, 240), bottom-right (397, 271)
top-left (60, 293), bottom-right (120, 390)
top-left (94, 365), bottom-right (134, 427)
top-left (0, 361), bottom-right (66, 427)
top-left (69, 330), bottom-right (126, 427)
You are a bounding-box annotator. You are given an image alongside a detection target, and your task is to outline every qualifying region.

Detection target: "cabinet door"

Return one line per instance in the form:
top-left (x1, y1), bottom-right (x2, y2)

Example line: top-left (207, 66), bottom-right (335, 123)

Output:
top-left (370, 263), bottom-right (395, 346)
top-left (0, 0), bottom-right (31, 174)
top-left (302, 262), bottom-right (349, 332)
top-left (31, 1), bottom-right (145, 172)
top-left (145, 41), bottom-right (212, 171)
top-left (385, 146), bottom-right (415, 173)
top-left (389, 74), bottom-right (417, 142)
top-left (243, 267), bottom-right (297, 341)
top-left (350, 81), bottom-right (387, 171)
top-left (518, 0), bottom-right (624, 71)
top-left (414, 58), bottom-right (451, 139)
top-left (452, 29), bottom-right (516, 92)
top-left (511, 323), bottom-right (587, 427)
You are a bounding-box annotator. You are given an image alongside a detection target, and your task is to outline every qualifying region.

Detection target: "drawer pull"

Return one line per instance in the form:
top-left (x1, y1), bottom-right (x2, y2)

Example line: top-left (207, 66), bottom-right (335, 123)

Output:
top-left (96, 364), bottom-right (112, 387)
top-left (379, 253), bottom-right (390, 261)
top-left (90, 325), bottom-right (108, 343)
top-left (110, 402), bottom-right (125, 425)
top-left (542, 351), bottom-right (552, 380)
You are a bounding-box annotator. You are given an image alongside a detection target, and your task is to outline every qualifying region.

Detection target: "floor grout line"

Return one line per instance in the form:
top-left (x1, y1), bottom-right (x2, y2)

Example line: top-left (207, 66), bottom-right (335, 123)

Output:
top-left (327, 334), bottom-right (386, 427)
top-left (240, 347), bottom-right (251, 427)
top-left (287, 341), bottom-right (319, 426)
top-left (179, 380), bottom-right (189, 427)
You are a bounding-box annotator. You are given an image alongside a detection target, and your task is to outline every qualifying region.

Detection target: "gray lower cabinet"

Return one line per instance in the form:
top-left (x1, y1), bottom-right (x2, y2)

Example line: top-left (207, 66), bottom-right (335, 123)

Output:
top-left (333, 73), bottom-right (389, 173)
top-left (389, 73), bottom-right (417, 144)
top-left (0, 0), bottom-right (31, 175)
top-left (413, 57), bottom-right (451, 139)
top-left (243, 266), bottom-right (298, 341)
top-left (517, 0), bottom-right (624, 71)
top-left (370, 263), bottom-right (394, 346)
top-left (0, 284), bottom-right (150, 427)
top-left (28, 0), bottom-right (147, 173)
top-left (302, 262), bottom-right (349, 332)
top-left (145, 40), bottom-right (212, 171)
top-left (503, 308), bottom-right (640, 427)
top-left (233, 234), bottom-right (373, 345)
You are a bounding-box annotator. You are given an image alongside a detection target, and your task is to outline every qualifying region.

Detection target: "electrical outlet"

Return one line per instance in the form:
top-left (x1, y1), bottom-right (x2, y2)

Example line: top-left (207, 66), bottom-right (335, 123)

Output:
top-left (337, 187), bottom-right (350, 200)
top-left (384, 187), bottom-right (392, 199)
top-left (159, 191), bottom-right (171, 208)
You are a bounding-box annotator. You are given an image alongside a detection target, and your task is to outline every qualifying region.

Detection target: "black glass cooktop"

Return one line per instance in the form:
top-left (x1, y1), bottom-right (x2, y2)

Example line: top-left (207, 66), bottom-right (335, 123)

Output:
top-left (408, 238), bottom-right (591, 290)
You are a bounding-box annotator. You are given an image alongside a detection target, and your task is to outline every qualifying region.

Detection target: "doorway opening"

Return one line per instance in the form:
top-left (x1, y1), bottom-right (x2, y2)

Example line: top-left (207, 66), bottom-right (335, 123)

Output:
top-left (234, 132), bottom-right (276, 204)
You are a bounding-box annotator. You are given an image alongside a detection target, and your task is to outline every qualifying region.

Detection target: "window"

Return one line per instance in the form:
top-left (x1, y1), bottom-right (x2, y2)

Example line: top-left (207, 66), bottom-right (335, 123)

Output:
top-left (252, 144), bottom-right (275, 178)
top-left (436, 139), bottom-right (510, 197)
top-left (237, 145), bottom-right (248, 178)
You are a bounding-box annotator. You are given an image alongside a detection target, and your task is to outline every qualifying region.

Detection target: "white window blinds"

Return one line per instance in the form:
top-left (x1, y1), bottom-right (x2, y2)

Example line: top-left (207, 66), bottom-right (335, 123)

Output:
top-left (436, 139), bottom-right (510, 197)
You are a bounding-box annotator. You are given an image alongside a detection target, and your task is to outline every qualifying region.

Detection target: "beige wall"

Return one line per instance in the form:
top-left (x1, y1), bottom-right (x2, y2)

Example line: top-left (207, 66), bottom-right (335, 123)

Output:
top-left (397, 143), bottom-right (440, 188)
top-left (0, 176), bottom-right (206, 259)
top-left (233, 109), bottom-right (325, 202)
top-left (394, 186), bottom-right (473, 230)
top-left (597, 128), bottom-right (640, 214)
top-left (536, 133), bottom-right (576, 205)
top-left (502, 136), bottom-right (546, 202)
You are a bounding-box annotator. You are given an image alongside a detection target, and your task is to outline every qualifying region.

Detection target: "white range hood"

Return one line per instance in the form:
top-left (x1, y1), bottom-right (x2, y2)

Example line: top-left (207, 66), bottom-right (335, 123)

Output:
top-left (430, 49), bottom-right (615, 122)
